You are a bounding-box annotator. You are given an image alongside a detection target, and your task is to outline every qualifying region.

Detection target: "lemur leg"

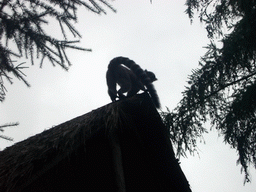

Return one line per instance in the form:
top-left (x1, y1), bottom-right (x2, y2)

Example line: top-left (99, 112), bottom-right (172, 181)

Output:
top-left (127, 80), bottom-right (145, 97)
top-left (117, 77), bottom-right (131, 99)
top-left (117, 87), bottom-right (128, 99)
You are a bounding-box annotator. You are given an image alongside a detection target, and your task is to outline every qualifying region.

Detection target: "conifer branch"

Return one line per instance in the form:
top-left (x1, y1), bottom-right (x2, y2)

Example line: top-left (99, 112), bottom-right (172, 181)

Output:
top-left (0, 0), bottom-right (115, 101)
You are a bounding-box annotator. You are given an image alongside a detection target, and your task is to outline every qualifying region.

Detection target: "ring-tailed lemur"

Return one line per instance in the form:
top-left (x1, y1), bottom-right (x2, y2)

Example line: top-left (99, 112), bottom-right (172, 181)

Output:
top-left (106, 56), bottom-right (160, 108)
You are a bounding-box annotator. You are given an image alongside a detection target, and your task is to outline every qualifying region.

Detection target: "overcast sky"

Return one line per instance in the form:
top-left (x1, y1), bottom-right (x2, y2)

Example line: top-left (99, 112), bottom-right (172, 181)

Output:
top-left (1, 1), bottom-right (256, 191)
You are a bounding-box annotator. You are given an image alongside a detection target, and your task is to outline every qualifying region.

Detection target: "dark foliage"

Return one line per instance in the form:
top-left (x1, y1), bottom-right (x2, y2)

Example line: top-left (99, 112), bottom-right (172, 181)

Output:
top-left (0, 0), bottom-right (116, 101)
top-left (162, 0), bottom-right (256, 182)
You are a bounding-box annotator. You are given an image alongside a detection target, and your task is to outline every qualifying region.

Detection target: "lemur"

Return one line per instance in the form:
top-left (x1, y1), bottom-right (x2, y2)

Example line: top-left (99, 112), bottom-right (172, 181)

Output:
top-left (106, 56), bottom-right (160, 109)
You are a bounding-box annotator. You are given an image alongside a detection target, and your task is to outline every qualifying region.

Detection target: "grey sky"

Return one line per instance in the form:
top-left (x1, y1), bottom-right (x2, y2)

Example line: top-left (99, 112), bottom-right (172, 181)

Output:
top-left (1, 1), bottom-right (255, 191)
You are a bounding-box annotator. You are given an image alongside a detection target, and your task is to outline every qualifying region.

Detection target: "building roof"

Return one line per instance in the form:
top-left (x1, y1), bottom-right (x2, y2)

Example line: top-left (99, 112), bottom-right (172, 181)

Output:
top-left (0, 93), bottom-right (192, 192)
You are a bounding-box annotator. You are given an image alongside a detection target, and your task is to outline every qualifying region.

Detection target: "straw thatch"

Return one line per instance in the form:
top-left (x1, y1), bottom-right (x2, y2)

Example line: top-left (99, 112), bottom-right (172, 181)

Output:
top-left (0, 93), bottom-right (192, 192)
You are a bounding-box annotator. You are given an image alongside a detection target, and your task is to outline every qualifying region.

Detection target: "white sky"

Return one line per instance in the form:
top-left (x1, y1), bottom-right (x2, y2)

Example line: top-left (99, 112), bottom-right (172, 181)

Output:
top-left (1, 1), bottom-right (256, 191)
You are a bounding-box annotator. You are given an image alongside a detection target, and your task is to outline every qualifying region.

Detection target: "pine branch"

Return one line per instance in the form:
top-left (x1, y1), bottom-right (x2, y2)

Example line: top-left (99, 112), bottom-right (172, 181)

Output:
top-left (203, 70), bottom-right (256, 101)
top-left (0, 0), bottom-right (116, 100)
top-left (172, 0), bottom-right (256, 182)
top-left (0, 135), bottom-right (13, 141)
top-left (99, 0), bottom-right (117, 13)
top-left (0, 122), bottom-right (19, 130)
top-left (0, 122), bottom-right (18, 141)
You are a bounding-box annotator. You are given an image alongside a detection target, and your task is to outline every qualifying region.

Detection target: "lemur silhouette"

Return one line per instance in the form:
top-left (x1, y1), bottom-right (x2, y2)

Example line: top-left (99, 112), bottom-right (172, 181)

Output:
top-left (106, 56), bottom-right (160, 108)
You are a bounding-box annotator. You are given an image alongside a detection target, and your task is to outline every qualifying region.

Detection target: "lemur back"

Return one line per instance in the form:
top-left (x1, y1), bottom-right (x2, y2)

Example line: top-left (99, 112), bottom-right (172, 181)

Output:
top-left (106, 56), bottom-right (160, 108)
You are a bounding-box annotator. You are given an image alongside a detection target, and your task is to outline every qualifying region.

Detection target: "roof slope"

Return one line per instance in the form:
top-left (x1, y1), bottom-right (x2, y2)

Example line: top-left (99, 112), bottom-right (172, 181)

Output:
top-left (0, 98), bottom-right (114, 191)
top-left (0, 93), bottom-right (191, 192)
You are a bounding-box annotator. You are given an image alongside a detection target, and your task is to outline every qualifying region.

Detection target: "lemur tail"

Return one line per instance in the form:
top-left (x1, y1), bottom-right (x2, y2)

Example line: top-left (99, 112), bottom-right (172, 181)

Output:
top-left (108, 56), bottom-right (161, 109)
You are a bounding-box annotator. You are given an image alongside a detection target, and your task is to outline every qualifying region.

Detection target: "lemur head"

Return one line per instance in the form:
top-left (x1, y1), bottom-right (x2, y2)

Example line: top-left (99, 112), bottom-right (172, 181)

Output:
top-left (145, 70), bottom-right (157, 82)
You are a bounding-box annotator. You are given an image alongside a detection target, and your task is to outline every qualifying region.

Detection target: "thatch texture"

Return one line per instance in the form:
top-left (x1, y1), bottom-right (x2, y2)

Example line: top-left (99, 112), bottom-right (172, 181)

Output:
top-left (0, 93), bottom-right (191, 192)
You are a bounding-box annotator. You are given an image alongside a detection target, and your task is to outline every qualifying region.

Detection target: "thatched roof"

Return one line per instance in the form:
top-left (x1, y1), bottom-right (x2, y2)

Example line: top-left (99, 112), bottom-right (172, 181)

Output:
top-left (0, 99), bottom-right (121, 191)
top-left (0, 93), bottom-right (192, 192)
